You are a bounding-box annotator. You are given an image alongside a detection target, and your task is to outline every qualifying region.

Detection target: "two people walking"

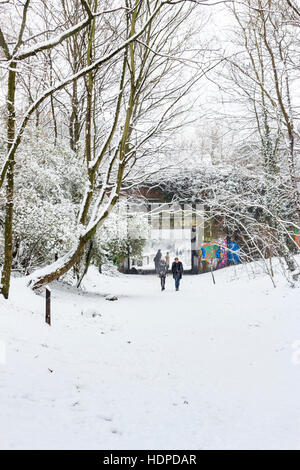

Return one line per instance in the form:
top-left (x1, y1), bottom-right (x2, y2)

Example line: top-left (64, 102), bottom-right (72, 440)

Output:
top-left (157, 254), bottom-right (183, 291)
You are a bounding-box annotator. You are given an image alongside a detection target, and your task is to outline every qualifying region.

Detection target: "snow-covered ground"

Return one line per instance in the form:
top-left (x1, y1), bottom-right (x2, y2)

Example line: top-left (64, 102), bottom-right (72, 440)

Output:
top-left (0, 260), bottom-right (299, 450)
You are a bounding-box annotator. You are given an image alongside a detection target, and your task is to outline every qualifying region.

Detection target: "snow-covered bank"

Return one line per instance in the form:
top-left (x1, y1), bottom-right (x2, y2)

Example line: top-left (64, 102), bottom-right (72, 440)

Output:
top-left (0, 261), bottom-right (299, 450)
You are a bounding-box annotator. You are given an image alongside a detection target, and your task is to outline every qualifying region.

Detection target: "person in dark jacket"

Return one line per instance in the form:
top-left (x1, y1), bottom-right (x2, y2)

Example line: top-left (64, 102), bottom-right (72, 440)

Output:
top-left (171, 257), bottom-right (183, 291)
top-left (158, 258), bottom-right (168, 291)
top-left (153, 249), bottom-right (162, 273)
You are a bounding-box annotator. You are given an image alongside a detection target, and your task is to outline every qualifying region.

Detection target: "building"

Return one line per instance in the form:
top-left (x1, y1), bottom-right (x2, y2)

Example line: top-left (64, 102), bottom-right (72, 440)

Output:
top-left (122, 185), bottom-right (228, 274)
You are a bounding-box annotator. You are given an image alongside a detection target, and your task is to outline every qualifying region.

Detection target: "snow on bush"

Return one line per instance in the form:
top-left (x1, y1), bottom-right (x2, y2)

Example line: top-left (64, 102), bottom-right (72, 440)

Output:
top-left (0, 129), bottom-right (85, 271)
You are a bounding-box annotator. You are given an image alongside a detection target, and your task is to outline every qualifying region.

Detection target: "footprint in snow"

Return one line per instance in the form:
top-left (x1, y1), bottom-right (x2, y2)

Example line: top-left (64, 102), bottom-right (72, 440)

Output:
top-left (111, 428), bottom-right (122, 435)
top-left (97, 414), bottom-right (113, 422)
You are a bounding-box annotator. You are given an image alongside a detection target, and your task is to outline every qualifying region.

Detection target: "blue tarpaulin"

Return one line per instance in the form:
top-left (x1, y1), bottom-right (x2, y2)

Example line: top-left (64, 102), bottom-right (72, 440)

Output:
top-left (228, 241), bottom-right (241, 264)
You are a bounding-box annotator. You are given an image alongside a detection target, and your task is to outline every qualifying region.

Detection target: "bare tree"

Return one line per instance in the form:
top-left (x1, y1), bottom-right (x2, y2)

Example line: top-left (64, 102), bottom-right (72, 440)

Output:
top-left (201, 0), bottom-right (300, 278)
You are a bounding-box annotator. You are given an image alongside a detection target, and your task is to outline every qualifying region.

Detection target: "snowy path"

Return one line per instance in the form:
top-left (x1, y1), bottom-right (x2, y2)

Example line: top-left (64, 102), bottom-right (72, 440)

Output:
top-left (0, 264), bottom-right (300, 449)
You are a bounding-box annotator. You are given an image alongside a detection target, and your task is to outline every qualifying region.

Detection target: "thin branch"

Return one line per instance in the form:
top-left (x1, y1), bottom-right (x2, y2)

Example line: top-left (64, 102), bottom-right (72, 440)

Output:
top-left (12, 0), bottom-right (31, 55)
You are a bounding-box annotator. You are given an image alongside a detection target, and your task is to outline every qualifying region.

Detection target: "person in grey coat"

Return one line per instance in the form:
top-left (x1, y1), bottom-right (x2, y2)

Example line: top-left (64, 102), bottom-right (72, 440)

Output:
top-left (158, 258), bottom-right (168, 291)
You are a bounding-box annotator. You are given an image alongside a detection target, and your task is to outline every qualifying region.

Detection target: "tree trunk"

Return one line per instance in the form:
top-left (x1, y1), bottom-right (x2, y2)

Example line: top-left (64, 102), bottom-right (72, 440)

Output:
top-left (77, 239), bottom-right (94, 288)
top-left (28, 191), bottom-right (120, 290)
top-left (69, 80), bottom-right (81, 153)
top-left (1, 62), bottom-right (17, 299)
top-left (29, 237), bottom-right (86, 290)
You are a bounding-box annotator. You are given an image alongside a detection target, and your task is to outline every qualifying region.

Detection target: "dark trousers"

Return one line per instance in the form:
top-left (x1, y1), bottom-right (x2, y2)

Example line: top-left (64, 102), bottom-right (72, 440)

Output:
top-left (160, 275), bottom-right (166, 290)
top-left (175, 277), bottom-right (181, 289)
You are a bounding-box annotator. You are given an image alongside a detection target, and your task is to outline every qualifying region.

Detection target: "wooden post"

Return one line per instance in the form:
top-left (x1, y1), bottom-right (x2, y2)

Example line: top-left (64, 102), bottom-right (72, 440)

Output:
top-left (269, 245), bottom-right (274, 278)
top-left (45, 287), bottom-right (51, 325)
top-left (210, 263), bottom-right (216, 285)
